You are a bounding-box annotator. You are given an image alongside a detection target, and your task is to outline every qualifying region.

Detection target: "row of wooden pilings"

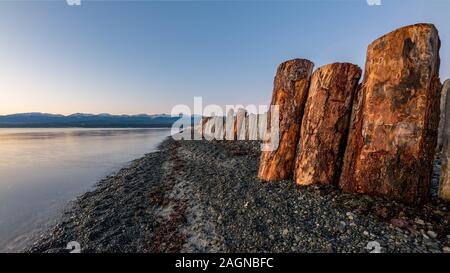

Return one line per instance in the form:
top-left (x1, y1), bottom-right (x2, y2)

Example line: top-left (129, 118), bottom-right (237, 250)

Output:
top-left (258, 23), bottom-right (447, 205)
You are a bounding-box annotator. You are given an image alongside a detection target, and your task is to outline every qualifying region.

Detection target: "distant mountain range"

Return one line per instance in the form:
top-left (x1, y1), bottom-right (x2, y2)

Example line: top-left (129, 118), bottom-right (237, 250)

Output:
top-left (0, 112), bottom-right (187, 128)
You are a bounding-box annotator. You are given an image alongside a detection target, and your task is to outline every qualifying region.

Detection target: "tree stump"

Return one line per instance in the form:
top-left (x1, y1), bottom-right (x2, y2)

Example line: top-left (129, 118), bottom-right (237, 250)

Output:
top-left (437, 79), bottom-right (450, 151)
top-left (248, 113), bottom-right (258, 140)
top-left (234, 108), bottom-right (247, 140)
top-left (258, 59), bottom-right (314, 181)
top-left (225, 109), bottom-right (235, 140)
top-left (339, 24), bottom-right (441, 205)
top-left (439, 80), bottom-right (450, 200)
top-left (294, 63), bottom-right (362, 185)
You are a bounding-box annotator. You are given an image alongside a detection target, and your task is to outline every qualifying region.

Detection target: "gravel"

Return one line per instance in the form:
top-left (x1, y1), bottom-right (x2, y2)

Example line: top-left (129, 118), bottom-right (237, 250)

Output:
top-left (27, 138), bottom-right (450, 253)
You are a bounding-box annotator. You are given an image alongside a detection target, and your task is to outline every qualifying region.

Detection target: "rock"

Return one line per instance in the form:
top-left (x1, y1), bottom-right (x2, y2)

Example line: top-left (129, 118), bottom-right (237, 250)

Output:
top-left (346, 211), bottom-right (355, 220)
top-left (258, 59), bottom-right (314, 181)
top-left (439, 80), bottom-right (450, 200)
top-left (294, 63), bottom-right (361, 185)
top-left (339, 23), bottom-right (442, 205)
top-left (375, 206), bottom-right (391, 219)
top-left (415, 219), bottom-right (425, 225)
top-left (443, 246), bottom-right (450, 253)
top-left (427, 230), bottom-right (437, 239)
top-left (437, 80), bottom-right (450, 151)
top-left (391, 218), bottom-right (408, 229)
top-left (338, 221), bottom-right (347, 232)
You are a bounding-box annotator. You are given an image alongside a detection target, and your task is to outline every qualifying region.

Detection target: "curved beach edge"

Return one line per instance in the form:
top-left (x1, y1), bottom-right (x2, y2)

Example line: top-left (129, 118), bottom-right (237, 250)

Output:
top-left (26, 138), bottom-right (450, 253)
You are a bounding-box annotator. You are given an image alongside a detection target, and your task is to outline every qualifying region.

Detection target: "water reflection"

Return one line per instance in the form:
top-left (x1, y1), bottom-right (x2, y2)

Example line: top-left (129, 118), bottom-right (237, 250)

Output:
top-left (0, 128), bottom-right (170, 252)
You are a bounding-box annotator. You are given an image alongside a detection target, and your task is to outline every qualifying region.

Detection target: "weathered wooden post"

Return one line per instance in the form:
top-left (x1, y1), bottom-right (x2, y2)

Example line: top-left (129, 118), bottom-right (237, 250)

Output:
top-left (339, 24), bottom-right (441, 204)
top-left (225, 109), bottom-right (235, 140)
top-left (234, 108), bottom-right (247, 140)
top-left (258, 112), bottom-right (268, 142)
top-left (294, 63), bottom-right (362, 185)
top-left (198, 116), bottom-right (212, 138)
top-left (248, 113), bottom-right (258, 140)
top-left (439, 80), bottom-right (450, 200)
top-left (437, 79), bottom-right (450, 151)
top-left (258, 59), bottom-right (314, 181)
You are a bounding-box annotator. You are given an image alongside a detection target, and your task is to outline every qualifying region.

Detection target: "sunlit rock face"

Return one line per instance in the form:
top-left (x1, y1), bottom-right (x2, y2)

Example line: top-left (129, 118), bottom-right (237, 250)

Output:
top-left (339, 23), bottom-right (441, 205)
top-left (439, 80), bottom-right (450, 201)
top-left (294, 63), bottom-right (362, 186)
top-left (258, 59), bottom-right (314, 181)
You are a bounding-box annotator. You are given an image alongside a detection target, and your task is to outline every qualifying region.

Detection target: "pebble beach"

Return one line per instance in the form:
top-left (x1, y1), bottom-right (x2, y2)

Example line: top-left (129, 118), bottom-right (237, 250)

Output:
top-left (27, 138), bottom-right (450, 253)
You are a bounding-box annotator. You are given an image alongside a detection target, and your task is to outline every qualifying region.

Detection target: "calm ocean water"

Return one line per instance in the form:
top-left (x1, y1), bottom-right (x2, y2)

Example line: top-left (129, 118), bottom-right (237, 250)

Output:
top-left (0, 128), bottom-right (170, 252)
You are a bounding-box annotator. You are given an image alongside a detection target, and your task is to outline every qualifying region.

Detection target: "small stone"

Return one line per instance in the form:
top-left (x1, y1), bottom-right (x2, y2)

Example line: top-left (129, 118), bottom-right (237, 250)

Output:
top-left (415, 219), bottom-right (425, 225)
top-left (282, 229), bottom-right (289, 236)
top-left (269, 235), bottom-right (275, 240)
top-left (363, 231), bottom-right (369, 236)
top-left (337, 221), bottom-right (346, 233)
top-left (443, 247), bottom-right (450, 253)
top-left (346, 212), bottom-right (354, 220)
top-left (427, 231), bottom-right (437, 239)
top-left (391, 218), bottom-right (408, 229)
top-left (375, 207), bottom-right (390, 219)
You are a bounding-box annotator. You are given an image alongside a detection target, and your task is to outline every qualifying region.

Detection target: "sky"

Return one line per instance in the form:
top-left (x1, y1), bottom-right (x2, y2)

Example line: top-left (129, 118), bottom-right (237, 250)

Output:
top-left (0, 0), bottom-right (449, 115)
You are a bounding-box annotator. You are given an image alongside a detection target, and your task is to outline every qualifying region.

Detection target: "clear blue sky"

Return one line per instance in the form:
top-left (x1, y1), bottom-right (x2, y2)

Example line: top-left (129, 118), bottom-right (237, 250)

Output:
top-left (0, 0), bottom-right (449, 115)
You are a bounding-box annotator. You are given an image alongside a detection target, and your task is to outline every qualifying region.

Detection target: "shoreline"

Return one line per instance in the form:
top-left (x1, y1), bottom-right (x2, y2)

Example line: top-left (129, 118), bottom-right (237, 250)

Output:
top-left (27, 138), bottom-right (450, 253)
